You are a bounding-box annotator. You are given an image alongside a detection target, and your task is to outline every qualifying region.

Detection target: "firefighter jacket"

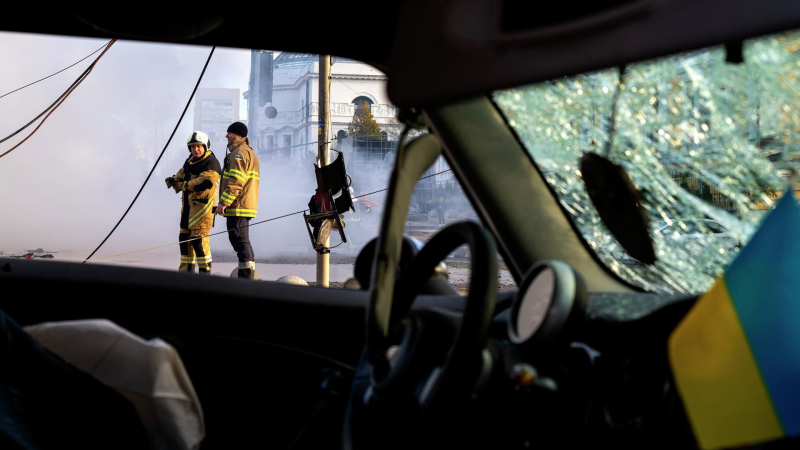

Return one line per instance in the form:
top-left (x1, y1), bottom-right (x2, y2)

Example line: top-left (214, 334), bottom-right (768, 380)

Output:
top-left (220, 137), bottom-right (260, 218)
top-left (173, 150), bottom-right (222, 230)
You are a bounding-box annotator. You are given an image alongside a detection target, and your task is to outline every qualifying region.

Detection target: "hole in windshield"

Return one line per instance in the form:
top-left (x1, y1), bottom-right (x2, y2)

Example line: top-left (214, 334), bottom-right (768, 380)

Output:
top-left (494, 30), bottom-right (800, 294)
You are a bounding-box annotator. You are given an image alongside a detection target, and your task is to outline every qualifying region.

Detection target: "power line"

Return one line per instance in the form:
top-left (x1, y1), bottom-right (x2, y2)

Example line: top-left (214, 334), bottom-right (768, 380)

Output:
top-left (83, 46), bottom-right (217, 263)
top-left (89, 208), bottom-right (308, 261)
top-left (0, 40), bottom-right (117, 160)
top-left (0, 40), bottom-right (112, 100)
top-left (351, 168), bottom-right (452, 200)
top-left (0, 69), bottom-right (87, 145)
top-left (333, 78), bottom-right (361, 97)
top-left (88, 169), bottom-right (454, 262)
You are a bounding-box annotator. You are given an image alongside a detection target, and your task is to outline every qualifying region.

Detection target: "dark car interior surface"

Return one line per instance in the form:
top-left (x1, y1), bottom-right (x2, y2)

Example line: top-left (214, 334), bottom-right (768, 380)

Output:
top-left (3, 1), bottom-right (800, 449)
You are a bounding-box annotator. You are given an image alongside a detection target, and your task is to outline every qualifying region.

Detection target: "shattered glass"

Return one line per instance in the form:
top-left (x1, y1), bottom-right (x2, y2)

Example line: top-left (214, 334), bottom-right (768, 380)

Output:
top-left (494, 30), bottom-right (800, 294)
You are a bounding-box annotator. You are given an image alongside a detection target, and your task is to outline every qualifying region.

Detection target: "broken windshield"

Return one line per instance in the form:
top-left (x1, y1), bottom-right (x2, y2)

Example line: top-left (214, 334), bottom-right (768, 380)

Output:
top-left (494, 30), bottom-right (800, 294)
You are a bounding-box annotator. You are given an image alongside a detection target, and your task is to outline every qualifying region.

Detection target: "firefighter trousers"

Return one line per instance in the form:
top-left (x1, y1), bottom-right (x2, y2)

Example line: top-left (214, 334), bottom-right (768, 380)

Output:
top-left (226, 217), bottom-right (254, 263)
top-left (179, 228), bottom-right (212, 273)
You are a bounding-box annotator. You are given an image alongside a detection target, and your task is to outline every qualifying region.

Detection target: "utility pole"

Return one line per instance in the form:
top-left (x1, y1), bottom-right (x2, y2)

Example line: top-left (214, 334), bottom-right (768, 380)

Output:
top-left (317, 55), bottom-right (331, 288)
top-left (249, 50), bottom-right (261, 149)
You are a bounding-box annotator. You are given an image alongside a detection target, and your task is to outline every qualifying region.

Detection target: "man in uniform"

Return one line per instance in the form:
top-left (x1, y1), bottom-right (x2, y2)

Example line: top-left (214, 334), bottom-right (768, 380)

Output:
top-left (214, 122), bottom-right (260, 279)
top-left (165, 131), bottom-right (222, 274)
top-left (436, 196), bottom-right (446, 226)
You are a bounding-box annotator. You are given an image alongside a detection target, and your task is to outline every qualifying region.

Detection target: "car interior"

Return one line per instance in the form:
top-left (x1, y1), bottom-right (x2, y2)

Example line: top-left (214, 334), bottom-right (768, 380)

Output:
top-left (2, 1), bottom-right (800, 449)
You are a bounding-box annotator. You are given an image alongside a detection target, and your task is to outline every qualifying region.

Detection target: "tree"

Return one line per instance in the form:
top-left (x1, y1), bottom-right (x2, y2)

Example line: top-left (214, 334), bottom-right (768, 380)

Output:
top-left (347, 100), bottom-right (382, 139)
top-left (384, 114), bottom-right (428, 142)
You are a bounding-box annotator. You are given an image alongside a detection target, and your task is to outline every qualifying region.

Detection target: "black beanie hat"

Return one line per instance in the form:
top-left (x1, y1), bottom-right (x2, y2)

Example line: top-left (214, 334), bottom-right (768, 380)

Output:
top-left (227, 122), bottom-right (248, 138)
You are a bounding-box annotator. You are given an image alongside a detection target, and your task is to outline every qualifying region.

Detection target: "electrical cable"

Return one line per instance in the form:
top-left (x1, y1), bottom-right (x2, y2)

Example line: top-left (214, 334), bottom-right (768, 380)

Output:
top-left (89, 208), bottom-right (308, 261)
top-left (88, 169), bottom-right (453, 261)
top-left (334, 79), bottom-right (362, 97)
top-left (83, 46), bottom-right (216, 263)
top-left (0, 70), bottom-right (86, 145)
top-left (0, 40), bottom-right (116, 159)
top-left (0, 40), bottom-right (112, 100)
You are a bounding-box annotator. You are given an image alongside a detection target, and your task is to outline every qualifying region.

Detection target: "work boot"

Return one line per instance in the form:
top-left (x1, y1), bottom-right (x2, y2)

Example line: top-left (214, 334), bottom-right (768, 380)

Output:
top-left (237, 261), bottom-right (256, 280)
top-left (199, 263), bottom-right (211, 275)
top-left (237, 268), bottom-right (254, 279)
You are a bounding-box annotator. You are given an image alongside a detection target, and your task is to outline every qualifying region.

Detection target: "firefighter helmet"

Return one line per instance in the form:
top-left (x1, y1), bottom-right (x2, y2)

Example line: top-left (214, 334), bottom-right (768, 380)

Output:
top-left (187, 131), bottom-right (211, 153)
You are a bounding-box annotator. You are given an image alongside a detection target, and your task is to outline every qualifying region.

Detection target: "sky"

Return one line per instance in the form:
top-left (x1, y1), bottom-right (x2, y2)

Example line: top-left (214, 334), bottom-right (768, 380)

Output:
top-left (0, 32), bottom-right (316, 259)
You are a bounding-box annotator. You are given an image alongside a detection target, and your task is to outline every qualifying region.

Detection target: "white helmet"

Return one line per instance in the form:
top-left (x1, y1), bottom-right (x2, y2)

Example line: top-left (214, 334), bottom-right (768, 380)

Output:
top-left (187, 131), bottom-right (211, 153)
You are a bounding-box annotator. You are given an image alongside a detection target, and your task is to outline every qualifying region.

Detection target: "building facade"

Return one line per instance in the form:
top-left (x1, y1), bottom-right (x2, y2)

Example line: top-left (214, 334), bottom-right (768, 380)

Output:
top-left (194, 88), bottom-right (240, 154)
top-left (244, 53), bottom-right (403, 162)
top-left (242, 53), bottom-right (455, 195)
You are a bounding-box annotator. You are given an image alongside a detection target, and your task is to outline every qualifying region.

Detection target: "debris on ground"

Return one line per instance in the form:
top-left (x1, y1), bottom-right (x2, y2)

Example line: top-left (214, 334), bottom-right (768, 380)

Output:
top-left (3, 253), bottom-right (55, 259)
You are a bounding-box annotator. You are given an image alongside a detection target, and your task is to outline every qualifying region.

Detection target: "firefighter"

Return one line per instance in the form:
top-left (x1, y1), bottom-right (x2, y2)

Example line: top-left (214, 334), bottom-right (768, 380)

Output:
top-left (165, 131), bottom-right (222, 274)
top-left (214, 122), bottom-right (260, 279)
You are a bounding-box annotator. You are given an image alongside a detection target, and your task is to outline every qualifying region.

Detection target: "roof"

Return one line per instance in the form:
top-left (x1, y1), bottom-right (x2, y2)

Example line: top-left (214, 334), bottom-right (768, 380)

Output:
top-left (274, 53), bottom-right (357, 68)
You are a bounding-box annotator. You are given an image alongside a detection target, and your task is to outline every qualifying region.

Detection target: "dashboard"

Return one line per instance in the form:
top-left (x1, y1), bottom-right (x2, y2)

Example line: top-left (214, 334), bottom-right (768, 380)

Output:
top-left (476, 260), bottom-right (699, 448)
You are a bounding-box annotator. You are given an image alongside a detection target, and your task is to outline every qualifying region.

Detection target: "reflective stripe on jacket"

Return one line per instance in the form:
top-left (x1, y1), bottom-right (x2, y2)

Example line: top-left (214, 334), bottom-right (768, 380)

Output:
top-left (173, 150), bottom-right (222, 229)
top-left (220, 137), bottom-right (260, 218)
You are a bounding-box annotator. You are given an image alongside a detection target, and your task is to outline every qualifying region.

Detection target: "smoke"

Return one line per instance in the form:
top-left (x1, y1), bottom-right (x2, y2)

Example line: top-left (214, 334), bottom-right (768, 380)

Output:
top-left (0, 34), bottom-right (249, 258)
top-left (251, 146), bottom-right (389, 259)
top-left (0, 32), bottom-right (386, 263)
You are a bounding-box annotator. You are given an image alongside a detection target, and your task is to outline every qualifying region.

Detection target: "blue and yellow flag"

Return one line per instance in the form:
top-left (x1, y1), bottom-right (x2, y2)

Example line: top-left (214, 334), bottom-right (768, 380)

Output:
top-left (669, 189), bottom-right (800, 449)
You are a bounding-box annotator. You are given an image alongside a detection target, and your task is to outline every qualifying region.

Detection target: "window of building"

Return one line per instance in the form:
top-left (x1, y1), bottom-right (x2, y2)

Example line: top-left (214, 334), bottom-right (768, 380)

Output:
top-left (352, 96), bottom-right (374, 113)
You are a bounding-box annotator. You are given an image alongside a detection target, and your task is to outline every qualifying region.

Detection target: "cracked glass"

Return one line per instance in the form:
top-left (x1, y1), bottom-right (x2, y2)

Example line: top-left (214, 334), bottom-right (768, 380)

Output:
top-left (494, 30), bottom-right (800, 294)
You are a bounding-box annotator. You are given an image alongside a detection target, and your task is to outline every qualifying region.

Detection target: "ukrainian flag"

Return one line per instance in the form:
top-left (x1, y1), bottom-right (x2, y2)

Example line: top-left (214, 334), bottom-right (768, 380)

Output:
top-left (669, 189), bottom-right (800, 449)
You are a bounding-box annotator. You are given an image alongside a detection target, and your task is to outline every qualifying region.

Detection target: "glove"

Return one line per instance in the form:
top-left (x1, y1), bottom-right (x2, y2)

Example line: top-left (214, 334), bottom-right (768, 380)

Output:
top-left (165, 176), bottom-right (175, 188)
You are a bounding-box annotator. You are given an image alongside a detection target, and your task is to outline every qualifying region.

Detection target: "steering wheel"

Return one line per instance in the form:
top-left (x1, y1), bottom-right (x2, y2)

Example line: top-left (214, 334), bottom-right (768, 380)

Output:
top-left (343, 222), bottom-right (498, 449)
